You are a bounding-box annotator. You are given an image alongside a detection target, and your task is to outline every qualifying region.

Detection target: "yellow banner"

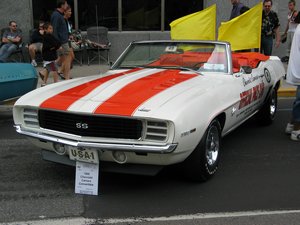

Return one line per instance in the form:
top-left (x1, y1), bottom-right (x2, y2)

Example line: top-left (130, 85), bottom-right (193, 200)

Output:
top-left (170, 4), bottom-right (216, 40)
top-left (218, 3), bottom-right (262, 51)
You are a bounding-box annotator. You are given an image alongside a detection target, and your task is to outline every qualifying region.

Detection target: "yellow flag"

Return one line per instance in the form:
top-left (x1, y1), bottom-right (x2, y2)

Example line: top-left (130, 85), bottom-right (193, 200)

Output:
top-left (218, 3), bottom-right (262, 51)
top-left (170, 4), bottom-right (216, 40)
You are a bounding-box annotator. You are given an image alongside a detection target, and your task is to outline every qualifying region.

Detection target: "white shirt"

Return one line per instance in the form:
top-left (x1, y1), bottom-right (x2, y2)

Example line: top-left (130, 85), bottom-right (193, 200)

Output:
top-left (288, 11), bottom-right (298, 32)
top-left (287, 24), bottom-right (300, 85)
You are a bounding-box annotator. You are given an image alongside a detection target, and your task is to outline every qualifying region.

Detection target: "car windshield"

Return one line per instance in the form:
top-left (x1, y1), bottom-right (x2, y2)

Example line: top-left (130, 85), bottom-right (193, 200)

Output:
top-left (113, 42), bottom-right (229, 73)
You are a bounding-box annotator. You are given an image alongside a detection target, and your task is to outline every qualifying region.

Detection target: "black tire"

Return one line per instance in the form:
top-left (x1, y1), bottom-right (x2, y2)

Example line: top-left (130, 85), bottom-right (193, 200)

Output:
top-left (257, 88), bottom-right (277, 125)
top-left (183, 119), bottom-right (222, 182)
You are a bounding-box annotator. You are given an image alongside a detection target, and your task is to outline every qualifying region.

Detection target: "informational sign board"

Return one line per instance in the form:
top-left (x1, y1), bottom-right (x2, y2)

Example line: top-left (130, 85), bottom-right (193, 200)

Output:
top-left (75, 161), bottom-right (99, 195)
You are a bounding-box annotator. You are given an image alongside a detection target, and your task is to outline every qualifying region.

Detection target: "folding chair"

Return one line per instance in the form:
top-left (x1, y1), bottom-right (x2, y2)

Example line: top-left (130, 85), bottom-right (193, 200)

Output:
top-left (70, 29), bottom-right (85, 66)
top-left (86, 26), bottom-right (111, 65)
top-left (0, 27), bottom-right (25, 62)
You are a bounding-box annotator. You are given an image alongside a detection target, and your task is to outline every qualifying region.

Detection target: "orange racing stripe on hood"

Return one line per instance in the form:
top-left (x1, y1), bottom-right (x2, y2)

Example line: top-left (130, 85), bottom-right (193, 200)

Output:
top-left (94, 70), bottom-right (197, 116)
top-left (39, 68), bottom-right (142, 110)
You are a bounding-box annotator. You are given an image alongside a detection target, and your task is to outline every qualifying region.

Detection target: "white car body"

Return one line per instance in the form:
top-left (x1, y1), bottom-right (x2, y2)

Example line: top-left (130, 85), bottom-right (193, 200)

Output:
top-left (13, 41), bottom-right (285, 181)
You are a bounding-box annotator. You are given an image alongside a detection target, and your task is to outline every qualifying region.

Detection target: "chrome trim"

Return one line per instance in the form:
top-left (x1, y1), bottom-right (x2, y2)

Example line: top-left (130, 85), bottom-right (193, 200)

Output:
top-left (15, 125), bottom-right (177, 154)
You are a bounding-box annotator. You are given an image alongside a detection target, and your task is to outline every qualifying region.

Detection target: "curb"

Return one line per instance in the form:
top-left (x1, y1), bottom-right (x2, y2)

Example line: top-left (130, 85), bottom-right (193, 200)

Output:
top-left (278, 87), bottom-right (296, 97)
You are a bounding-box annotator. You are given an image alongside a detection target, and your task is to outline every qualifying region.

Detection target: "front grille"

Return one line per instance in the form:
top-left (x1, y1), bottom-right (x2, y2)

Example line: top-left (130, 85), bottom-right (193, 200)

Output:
top-left (38, 110), bottom-right (142, 139)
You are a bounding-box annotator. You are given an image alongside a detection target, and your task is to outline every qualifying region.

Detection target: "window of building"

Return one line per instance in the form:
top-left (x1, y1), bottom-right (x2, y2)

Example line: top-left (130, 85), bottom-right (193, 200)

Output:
top-left (165, 0), bottom-right (203, 30)
top-left (32, 0), bottom-right (74, 28)
top-left (32, 0), bottom-right (203, 31)
top-left (78, 0), bottom-right (118, 31)
top-left (122, 0), bottom-right (161, 31)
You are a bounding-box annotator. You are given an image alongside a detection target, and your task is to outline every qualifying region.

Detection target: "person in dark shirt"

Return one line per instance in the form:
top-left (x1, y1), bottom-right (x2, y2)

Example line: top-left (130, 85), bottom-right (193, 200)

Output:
top-left (28, 21), bottom-right (44, 67)
top-left (261, 0), bottom-right (280, 56)
top-left (230, 0), bottom-right (244, 20)
top-left (51, 0), bottom-right (72, 80)
top-left (39, 22), bottom-right (61, 86)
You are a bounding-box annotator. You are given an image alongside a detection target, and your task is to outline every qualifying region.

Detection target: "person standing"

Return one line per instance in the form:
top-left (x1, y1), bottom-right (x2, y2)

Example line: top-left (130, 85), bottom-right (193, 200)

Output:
top-left (0, 21), bottom-right (22, 62)
top-left (261, 0), bottom-right (280, 56)
top-left (282, 0), bottom-right (298, 63)
top-left (51, 0), bottom-right (72, 80)
top-left (286, 12), bottom-right (300, 141)
top-left (230, 0), bottom-right (244, 20)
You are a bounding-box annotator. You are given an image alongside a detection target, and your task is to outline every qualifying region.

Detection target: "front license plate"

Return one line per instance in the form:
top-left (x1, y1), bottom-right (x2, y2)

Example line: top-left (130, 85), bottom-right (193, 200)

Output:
top-left (68, 147), bottom-right (99, 164)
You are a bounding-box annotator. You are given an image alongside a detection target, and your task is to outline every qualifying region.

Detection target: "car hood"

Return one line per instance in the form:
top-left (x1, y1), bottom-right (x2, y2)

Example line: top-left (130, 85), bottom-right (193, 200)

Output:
top-left (15, 68), bottom-right (223, 118)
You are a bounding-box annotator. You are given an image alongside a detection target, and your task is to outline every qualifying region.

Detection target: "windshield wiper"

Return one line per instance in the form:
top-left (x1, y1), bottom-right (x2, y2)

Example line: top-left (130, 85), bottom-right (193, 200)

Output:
top-left (158, 66), bottom-right (204, 75)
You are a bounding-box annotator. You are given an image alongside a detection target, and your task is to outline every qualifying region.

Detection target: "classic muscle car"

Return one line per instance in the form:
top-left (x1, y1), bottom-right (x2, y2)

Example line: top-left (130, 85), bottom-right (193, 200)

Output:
top-left (13, 41), bottom-right (285, 181)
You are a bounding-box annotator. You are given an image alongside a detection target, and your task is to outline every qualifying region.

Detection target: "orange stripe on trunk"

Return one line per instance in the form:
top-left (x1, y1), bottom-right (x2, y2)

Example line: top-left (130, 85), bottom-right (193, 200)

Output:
top-left (40, 68), bottom-right (141, 110)
top-left (94, 70), bottom-right (197, 116)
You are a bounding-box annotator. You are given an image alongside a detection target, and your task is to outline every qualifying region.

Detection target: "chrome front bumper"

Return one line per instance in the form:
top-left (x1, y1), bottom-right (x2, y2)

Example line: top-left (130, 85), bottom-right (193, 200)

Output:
top-left (15, 125), bottom-right (177, 154)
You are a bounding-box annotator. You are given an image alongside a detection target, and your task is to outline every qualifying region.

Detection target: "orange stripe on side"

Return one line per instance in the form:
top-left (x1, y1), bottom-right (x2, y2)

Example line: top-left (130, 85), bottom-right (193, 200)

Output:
top-left (40, 68), bottom-right (141, 110)
top-left (94, 70), bottom-right (197, 116)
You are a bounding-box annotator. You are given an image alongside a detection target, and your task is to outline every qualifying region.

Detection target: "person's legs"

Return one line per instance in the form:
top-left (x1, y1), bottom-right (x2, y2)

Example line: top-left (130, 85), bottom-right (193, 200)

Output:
top-left (261, 36), bottom-right (273, 56)
top-left (286, 32), bottom-right (293, 58)
top-left (29, 44), bottom-right (36, 60)
top-left (60, 43), bottom-right (72, 80)
top-left (291, 86), bottom-right (300, 140)
top-left (0, 44), bottom-right (17, 62)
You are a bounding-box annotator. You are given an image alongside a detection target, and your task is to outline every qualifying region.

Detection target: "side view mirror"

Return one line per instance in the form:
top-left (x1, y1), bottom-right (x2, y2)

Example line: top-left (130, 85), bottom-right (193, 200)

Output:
top-left (241, 66), bottom-right (252, 74)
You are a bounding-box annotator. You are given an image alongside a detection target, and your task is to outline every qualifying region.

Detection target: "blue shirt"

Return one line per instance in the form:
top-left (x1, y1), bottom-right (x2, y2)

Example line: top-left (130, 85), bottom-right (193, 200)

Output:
top-left (51, 9), bottom-right (69, 44)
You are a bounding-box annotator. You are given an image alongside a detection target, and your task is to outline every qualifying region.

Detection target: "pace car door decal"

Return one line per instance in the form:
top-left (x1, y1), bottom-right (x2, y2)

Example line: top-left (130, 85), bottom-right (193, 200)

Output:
top-left (93, 70), bottom-right (197, 116)
top-left (39, 68), bottom-right (142, 110)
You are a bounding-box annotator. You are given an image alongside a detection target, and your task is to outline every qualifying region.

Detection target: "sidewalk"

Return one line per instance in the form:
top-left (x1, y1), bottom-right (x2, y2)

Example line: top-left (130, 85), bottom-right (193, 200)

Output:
top-left (36, 63), bottom-right (109, 86)
top-left (277, 62), bottom-right (296, 97)
top-left (38, 62), bottom-right (295, 97)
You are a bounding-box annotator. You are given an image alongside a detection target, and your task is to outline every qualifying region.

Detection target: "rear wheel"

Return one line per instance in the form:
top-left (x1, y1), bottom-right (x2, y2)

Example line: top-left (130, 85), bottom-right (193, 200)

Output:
top-left (183, 119), bottom-right (221, 182)
top-left (257, 88), bottom-right (277, 125)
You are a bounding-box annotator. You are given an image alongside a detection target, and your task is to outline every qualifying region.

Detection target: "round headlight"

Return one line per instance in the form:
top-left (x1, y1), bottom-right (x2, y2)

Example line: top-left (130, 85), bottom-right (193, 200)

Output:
top-left (53, 143), bottom-right (67, 155)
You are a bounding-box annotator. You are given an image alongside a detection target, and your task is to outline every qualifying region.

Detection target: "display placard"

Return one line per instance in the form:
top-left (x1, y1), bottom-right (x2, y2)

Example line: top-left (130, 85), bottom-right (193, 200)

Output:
top-left (75, 161), bottom-right (99, 195)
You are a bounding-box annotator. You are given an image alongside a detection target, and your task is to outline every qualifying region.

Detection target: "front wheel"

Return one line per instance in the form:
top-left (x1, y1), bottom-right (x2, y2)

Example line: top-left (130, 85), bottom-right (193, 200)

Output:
top-left (183, 119), bottom-right (222, 182)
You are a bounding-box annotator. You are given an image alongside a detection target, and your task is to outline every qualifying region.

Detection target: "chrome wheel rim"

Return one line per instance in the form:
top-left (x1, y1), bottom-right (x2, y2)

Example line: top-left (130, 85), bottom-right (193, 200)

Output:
top-left (205, 125), bottom-right (220, 166)
top-left (270, 92), bottom-right (276, 117)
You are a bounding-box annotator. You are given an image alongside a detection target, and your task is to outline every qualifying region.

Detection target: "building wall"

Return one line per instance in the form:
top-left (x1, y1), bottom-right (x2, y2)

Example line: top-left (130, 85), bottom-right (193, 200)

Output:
top-left (0, 0), bottom-right (33, 43)
top-left (0, 0), bottom-right (293, 61)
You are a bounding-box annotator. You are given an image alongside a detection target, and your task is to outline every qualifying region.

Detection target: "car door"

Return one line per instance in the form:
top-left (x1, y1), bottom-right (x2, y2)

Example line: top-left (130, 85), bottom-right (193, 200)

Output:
top-left (233, 67), bottom-right (266, 122)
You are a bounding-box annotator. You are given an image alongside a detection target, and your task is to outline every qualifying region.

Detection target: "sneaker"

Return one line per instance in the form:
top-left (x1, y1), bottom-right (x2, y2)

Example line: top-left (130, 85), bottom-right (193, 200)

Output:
top-left (285, 123), bottom-right (294, 134)
top-left (291, 129), bottom-right (300, 141)
top-left (281, 56), bottom-right (289, 63)
top-left (31, 60), bottom-right (37, 67)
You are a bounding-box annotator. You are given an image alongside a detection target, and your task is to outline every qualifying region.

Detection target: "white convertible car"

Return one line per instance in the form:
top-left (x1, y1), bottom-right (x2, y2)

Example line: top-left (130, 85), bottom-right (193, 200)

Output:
top-left (13, 41), bottom-right (285, 181)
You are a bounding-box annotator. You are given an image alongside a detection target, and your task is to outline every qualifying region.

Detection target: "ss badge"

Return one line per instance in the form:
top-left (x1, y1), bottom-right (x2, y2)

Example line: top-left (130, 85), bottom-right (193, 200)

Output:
top-left (76, 122), bottom-right (89, 129)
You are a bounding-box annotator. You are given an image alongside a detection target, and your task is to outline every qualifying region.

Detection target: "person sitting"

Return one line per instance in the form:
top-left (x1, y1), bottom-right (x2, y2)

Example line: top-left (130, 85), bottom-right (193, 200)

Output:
top-left (0, 21), bottom-right (22, 62)
top-left (28, 21), bottom-right (44, 67)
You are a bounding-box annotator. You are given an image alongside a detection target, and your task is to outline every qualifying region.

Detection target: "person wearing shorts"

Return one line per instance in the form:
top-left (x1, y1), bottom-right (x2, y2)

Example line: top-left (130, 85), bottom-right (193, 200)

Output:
top-left (39, 22), bottom-right (61, 86)
top-left (28, 21), bottom-right (44, 67)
